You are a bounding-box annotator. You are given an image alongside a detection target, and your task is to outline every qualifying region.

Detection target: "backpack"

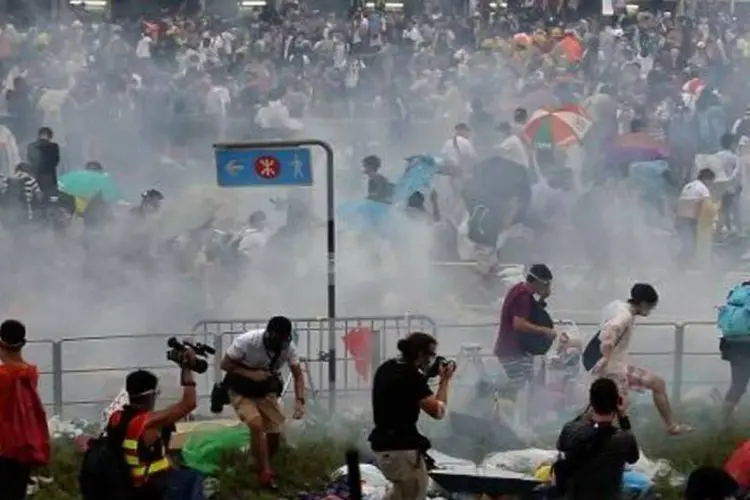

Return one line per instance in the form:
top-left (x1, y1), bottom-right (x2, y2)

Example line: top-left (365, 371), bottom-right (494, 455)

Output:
top-left (717, 284), bottom-right (750, 338)
top-left (0, 373), bottom-right (50, 466)
top-left (516, 298), bottom-right (555, 356)
top-left (79, 414), bottom-right (136, 500)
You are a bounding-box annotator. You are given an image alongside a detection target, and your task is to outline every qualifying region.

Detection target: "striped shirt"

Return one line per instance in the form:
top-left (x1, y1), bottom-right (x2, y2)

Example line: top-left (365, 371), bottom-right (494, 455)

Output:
top-left (0, 171), bottom-right (42, 220)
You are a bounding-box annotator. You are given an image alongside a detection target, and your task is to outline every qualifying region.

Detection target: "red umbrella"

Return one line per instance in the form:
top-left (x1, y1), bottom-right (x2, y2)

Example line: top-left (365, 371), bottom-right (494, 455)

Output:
top-left (342, 327), bottom-right (373, 381)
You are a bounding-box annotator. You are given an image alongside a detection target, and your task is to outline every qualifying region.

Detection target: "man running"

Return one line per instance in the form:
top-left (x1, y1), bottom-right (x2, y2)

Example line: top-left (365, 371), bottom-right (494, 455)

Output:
top-left (591, 283), bottom-right (692, 435)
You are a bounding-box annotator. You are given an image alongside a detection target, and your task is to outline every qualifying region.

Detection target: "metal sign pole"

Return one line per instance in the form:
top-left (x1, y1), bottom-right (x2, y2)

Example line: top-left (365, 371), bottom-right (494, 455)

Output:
top-left (213, 140), bottom-right (337, 415)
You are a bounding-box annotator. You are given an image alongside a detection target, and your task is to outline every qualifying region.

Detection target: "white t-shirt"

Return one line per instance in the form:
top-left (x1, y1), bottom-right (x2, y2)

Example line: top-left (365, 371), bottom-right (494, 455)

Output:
top-left (352, 18), bottom-right (369, 44)
top-left (236, 227), bottom-right (271, 258)
top-left (440, 135), bottom-right (477, 169)
top-left (136, 36), bottom-right (152, 59)
top-left (225, 329), bottom-right (299, 370)
top-left (677, 179), bottom-right (711, 219)
top-left (679, 179), bottom-right (711, 201)
top-left (596, 300), bottom-right (636, 375)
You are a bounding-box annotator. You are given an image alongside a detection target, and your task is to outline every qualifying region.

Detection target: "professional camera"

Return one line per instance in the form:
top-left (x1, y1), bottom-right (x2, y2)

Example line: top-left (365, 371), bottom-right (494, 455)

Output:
top-left (166, 337), bottom-right (216, 374)
top-left (425, 356), bottom-right (457, 379)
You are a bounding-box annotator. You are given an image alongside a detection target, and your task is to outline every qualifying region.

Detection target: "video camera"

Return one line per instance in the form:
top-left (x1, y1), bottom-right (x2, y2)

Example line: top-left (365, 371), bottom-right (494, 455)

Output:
top-left (166, 337), bottom-right (216, 374)
top-left (425, 356), bottom-right (457, 379)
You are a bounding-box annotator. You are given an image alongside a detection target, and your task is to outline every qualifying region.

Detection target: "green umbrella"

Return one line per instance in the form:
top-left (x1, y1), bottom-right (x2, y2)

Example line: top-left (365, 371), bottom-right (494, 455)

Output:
top-left (58, 170), bottom-right (123, 202)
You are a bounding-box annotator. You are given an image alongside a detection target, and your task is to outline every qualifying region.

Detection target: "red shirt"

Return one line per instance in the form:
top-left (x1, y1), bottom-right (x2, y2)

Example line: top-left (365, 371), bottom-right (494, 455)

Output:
top-left (0, 362), bottom-right (39, 455)
top-left (494, 282), bottom-right (534, 358)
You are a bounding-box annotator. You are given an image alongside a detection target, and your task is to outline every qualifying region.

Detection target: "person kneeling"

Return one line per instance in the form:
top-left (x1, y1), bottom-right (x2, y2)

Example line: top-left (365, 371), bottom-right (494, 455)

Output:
top-left (106, 364), bottom-right (199, 500)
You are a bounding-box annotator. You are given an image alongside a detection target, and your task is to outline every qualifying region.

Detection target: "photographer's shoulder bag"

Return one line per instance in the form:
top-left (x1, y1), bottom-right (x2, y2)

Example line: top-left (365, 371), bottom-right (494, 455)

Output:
top-left (516, 297), bottom-right (555, 356)
top-left (223, 350), bottom-right (283, 399)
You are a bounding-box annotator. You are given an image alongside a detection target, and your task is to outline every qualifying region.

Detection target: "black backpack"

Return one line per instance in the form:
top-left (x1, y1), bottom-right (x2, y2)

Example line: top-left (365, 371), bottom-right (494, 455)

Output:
top-left (516, 298), bottom-right (555, 356)
top-left (79, 432), bottom-right (133, 500)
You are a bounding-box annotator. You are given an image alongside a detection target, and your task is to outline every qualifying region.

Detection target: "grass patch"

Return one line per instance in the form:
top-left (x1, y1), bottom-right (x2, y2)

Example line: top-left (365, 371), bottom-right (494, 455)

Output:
top-left (32, 406), bottom-right (750, 499)
top-left (34, 436), bottom-right (353, 500)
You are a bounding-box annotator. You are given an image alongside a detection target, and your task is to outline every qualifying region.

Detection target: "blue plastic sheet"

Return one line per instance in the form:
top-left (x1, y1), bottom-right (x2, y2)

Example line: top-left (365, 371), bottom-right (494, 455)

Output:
top-left (623, 470), bottom-right (653, 493)
top-left (337, 155), bottom-right (439, 234)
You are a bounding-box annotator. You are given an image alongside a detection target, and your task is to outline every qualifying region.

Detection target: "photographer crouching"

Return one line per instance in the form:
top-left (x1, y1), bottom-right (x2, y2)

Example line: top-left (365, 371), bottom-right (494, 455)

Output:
top-left (369, 332), bottom-right (456, 500)
top-left (102, 347), bottom-right (200, 500)
top-left (217, 316), bottom-right (305, 491)
top-left (553, 378), bottom-right (639, 500)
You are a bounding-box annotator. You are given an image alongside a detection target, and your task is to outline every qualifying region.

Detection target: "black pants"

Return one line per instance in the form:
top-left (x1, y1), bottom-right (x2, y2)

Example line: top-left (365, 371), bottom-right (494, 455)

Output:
top-left (721, 338), bottom-right (750, 405)
top-left (0, 458), bottom-right (31, 500)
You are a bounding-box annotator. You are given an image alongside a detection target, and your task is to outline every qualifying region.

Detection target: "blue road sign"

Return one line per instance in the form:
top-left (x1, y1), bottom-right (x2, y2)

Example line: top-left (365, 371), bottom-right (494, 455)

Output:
top-left (215, 147), bottom-right (313, 187)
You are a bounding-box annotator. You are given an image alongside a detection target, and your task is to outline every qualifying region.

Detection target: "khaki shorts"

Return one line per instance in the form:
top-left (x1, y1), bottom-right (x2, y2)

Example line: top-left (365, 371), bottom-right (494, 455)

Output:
top-left (228, 390), bottom-right (285, 434)
top-left (374, 450), bottom-right (428, 500)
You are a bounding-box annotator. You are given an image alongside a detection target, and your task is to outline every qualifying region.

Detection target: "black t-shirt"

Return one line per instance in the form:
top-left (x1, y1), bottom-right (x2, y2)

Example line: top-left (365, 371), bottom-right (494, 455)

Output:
top-left (368, 359), bottom-right (432, 452)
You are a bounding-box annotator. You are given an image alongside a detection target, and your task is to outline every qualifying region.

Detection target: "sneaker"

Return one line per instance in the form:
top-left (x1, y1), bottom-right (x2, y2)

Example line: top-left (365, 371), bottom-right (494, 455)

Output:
top-left (258, 471), bottom-right (279, 491)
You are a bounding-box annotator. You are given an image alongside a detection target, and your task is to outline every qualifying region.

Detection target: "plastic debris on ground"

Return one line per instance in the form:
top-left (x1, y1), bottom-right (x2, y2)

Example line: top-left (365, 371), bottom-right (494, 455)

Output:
top-left (181, 424), bottom-right (250, 474)
top-left (28, 476), bottom-right (54, 496)
top-left (47, 415), bottom-right (91, 439)
top-left (482, 447), bottom-right (679, 492)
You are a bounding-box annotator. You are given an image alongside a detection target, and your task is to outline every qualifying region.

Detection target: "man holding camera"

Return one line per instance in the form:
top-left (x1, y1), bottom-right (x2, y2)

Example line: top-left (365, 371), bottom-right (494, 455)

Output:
top-left (369, 331), bottom-right (455, 500)
top-left (554, 378), bottom-right (639, 500)
top-left (105, 357), bottom-right (198, 499)
top-left (219, 316), bottom-right (305, 490)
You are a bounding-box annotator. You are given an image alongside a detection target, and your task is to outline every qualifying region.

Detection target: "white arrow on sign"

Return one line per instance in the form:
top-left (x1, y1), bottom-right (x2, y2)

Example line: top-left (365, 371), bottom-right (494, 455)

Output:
top-left (225, 160), bottom-right (243, 176)
top-left (291, 154), bottom-right (304, 179)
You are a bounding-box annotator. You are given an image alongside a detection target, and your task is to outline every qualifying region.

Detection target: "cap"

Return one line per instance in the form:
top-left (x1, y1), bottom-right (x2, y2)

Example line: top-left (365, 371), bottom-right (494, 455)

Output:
top-left (528, 263), bottom-right (553, 282)
top-left (0, 319), bottom-right (26, 348)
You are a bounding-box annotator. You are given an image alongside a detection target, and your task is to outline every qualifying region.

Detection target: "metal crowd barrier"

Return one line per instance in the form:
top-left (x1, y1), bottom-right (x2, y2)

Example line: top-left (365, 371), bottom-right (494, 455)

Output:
top-left (24, 317), bottom-right (724, 418)
top-left (31, 315), bottom-right (437, 418)
top-left (436, 319), bottom-right (725, 407)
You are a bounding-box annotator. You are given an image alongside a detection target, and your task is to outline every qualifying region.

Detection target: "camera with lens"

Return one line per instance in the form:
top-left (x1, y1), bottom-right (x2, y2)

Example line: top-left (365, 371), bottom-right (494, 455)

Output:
top-left (166, 337), bottom-right (216, 374)
top-left (424, 356), bottom-right (457, 379)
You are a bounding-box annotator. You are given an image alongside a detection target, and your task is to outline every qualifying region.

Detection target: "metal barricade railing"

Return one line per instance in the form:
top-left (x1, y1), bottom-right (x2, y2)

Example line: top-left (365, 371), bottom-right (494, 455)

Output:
top-left (33, 315), bottom-right (437, 419)
top-left (192, 315), bottom-right (438, 397)
top-left (55, 333), bottom-right (204, 419)
top-left (436, 320), bottom-right (694, 405)
top-left (32, 316), bottom-right (723, 419)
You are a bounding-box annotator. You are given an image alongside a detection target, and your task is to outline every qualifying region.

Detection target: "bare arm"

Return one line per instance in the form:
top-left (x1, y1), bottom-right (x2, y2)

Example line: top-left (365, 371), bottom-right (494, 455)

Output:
top-left (142, 368), bottom-right (197, 443)
top-left (419, 380), bottom-right (448, 420)
top-left (290, 363), bottom-right (305, 400)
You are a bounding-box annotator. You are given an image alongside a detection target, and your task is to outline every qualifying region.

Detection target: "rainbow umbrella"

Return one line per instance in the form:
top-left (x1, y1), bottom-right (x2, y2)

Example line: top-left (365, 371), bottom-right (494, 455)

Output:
top-left (522, 105), bottom-right (591, 148)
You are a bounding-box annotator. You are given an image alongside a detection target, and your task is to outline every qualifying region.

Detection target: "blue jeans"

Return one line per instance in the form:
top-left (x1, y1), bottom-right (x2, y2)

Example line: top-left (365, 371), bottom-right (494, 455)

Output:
top-left (165, 468), bottom-right (205, 500)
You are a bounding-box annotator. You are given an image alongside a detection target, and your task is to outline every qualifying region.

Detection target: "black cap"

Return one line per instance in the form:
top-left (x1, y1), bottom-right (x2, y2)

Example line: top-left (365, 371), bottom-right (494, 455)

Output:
top-left (0, 319), bottom-right (26, 349)
top-left (527, 263), bottom-right (553, 282)
top-left (267, 316), bottom-right (292, 340)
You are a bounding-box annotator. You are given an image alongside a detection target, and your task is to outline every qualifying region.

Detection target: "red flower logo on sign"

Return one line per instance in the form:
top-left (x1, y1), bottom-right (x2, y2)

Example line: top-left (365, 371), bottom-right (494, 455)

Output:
top-left (254, 156), bottom-right (280, 179)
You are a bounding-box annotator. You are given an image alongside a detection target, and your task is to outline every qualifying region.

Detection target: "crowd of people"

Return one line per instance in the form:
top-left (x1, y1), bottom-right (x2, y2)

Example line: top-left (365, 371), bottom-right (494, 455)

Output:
top-left (0, 0), bottom-right (748, 316)
top-left (2, 0), bottom-right (750, 497)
